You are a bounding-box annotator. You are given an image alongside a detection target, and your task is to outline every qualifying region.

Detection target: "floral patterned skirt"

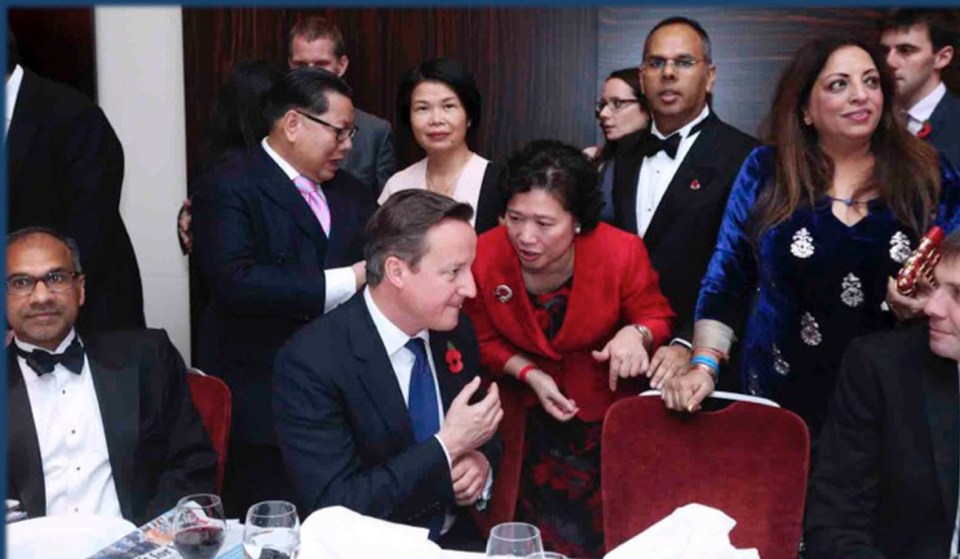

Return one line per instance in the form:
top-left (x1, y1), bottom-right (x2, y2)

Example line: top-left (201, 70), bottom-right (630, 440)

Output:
top-left (515, 406), bottom-right (605, 558)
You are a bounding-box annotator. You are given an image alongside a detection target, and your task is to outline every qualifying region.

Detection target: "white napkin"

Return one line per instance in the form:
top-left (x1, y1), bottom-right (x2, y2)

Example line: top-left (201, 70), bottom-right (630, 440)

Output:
top-left (604, 503), bottom-right (761, 559)
top-left (300, 506), bottom-right (442, 559)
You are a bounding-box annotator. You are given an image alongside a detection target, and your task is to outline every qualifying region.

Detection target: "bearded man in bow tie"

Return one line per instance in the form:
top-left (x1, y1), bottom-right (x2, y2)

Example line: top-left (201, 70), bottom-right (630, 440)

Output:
top-left (6, 227), bottom-right (216, 525)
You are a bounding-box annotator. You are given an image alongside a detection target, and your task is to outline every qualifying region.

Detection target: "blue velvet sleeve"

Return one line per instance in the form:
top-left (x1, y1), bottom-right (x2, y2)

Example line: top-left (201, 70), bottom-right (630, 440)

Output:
top-left (694, 146), bottom-right (774, 327)
top-left (934, 154), bottom-right (960, 233)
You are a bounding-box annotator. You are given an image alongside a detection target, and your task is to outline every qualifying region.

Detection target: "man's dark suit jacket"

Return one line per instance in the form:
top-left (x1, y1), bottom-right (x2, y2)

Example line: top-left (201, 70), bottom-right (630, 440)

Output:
top-left (192, 146), bottom-right (376, 444)
top-left (805, 324), bottom-right (958, 559)
top-left (342, 108), bottom-right (395, 195)
top-left (7, 329), bottom-right (217, 526)
top-left (611, 112), bottom-right (756, 341)
top-left (273, 292), bottom-right (501, 528)
top-left (926, 89), bottom-right (960, 171)
top-left (7, 69), bottom-right (144, 333)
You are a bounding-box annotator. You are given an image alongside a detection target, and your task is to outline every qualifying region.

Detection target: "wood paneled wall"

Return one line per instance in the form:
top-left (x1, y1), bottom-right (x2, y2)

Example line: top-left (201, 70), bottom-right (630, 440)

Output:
top-left (9, 8), bottom-right (96, 99)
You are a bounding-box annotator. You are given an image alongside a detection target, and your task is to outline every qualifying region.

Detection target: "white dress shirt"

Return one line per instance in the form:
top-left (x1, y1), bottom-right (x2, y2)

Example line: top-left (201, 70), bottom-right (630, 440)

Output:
top-left (16, 329), bottom-right (122, 518)
top-left (636, 105), bottom-right (711, 237)
top-left (261, 137), bottom-right (357, 313)
top-left (906, 82), bottom-right (946, 135)
top-left (6, 63), bottom-right (24, 137)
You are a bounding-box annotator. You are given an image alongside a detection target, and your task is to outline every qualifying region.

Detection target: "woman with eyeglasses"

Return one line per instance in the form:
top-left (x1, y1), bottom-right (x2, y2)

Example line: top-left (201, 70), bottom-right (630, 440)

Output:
top-left (379, 58), bottom-right (502, 233)
top-left (584, 68), bottom-right (650, 223)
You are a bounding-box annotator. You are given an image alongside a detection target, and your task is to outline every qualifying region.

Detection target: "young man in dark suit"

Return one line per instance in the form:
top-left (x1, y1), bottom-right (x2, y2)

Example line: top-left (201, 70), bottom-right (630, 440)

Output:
top-left (191, 67), bottom-right (377, 515)
top-left (5, 32), bottom-right (144, 334)
top-left (288, 16), bottom-right (396, 195)
top-left (274, 191), bottom-right (502, 549)
top-left (6, 228), bottom-right (216, 526)
top-left (805, 229), bottom-right (960, 559)
top-left (610, 16), bottom-right (756, 386)
top-left (881, 9), bottom-right (960, 168)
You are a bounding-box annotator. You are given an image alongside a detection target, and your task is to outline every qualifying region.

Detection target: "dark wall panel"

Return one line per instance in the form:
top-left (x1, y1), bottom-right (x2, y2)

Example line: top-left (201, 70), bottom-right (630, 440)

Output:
top-left (9, 7), bottom-right (96, 99)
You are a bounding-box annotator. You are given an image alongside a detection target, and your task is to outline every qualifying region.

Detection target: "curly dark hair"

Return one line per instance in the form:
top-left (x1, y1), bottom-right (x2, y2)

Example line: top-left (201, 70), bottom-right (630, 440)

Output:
top-left (499, 139), bottom-right (603, 233)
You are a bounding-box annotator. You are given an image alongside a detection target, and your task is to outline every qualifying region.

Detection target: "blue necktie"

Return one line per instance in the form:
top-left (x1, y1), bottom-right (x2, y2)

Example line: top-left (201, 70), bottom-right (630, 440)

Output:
top-left (404, 338), bottom-right (445, 540)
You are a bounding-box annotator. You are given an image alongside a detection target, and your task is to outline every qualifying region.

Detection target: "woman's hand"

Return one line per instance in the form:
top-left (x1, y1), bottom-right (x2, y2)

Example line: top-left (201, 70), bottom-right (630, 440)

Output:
top-left (525, 369), bottom-right (579, 422)
top-left (177, 198), bottom-right (193, 255)
top-left (661, 366), bottom-right (715, 413)
top-left (592, 325), bottom-right (650, 391)
top-left (647, 344), bottom-right (692, 389)
top-left (886, 276), bottom-right (930, 321)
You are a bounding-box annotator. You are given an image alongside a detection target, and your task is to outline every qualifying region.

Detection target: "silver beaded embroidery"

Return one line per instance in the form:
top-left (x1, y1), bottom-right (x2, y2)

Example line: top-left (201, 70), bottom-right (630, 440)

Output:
top-left (747, 369), bottom-right (761, 395)
top-left (889, 231), bottom-right (912, 264)
top-left (841, 273), bottom-right (864, 308)
top-left (801, 312), bottom-right (823, 346)
top-left (772, 344), bottom-right (790, 376)
top-left (790, 227), bottom-right (815, 259)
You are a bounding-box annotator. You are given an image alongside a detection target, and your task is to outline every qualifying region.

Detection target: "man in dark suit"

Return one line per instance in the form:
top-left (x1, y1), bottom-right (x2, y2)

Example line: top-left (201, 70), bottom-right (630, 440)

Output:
top-left (6, 228), bottom-right (216, 526)
top-left (288, 16), bottom-right (396, 195)
top-left (274, 191), bottom-right (502, 548)
top-left (881, 9), bottom-right (960, 168)
top-left (5, 32), bottom-right (144, 333)
top-left (805, 230), bottom-right (960, 559)
top-left (192, 67), bottom-right (376, 515)
top-left (611, 16), bottom-right (756, 386)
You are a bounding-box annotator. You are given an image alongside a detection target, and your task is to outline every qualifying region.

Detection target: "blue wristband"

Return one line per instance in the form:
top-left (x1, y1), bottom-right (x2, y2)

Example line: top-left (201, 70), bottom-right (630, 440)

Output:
top-left (690, 354), bottom-right (719, 372)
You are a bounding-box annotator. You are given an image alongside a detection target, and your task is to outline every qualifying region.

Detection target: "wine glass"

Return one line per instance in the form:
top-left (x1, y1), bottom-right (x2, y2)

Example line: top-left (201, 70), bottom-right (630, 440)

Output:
top-left (173, 494), bottom-right (227, 559)
top-left (243, 500), bottom-right (300, 559)
top-left (486, 522), bottom-right (544, 558)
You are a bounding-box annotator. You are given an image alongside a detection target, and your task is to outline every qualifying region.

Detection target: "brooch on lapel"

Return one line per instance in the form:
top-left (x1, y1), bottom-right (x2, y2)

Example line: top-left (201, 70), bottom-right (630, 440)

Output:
top-left (445, 341), bottom-right (463, 374)
top-left (689, 179), bottom-right (701, 190)
top-left (918, 120), bottom-right (932, 139)
top-left (495, 284), bottom-right (513, 303)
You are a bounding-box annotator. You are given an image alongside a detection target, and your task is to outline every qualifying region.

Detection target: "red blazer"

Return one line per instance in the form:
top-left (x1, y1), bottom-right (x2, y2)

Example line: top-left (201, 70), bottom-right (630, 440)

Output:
top-left (465, 223), bottom-right (674, 527)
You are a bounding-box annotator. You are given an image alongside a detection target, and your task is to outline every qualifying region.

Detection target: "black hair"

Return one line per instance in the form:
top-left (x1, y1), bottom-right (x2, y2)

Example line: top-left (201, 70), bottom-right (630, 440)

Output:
top-left (396, 58), bottom-right (482, 135)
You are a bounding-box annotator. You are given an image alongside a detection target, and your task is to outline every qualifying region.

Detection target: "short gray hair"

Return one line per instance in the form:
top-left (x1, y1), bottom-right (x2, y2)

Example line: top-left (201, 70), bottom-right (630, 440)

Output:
top-left (7, 227), bottom-right (83, 273)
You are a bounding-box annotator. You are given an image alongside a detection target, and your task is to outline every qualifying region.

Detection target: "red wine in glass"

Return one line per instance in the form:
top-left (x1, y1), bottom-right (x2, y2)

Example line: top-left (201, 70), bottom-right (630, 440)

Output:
top-left (174, 526), bottom-right (226, 559)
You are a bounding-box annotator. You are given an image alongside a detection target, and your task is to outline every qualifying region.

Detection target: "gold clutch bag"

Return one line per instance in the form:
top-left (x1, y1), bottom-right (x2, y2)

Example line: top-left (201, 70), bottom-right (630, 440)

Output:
top-left (896, 226), bottom-right (944, 296)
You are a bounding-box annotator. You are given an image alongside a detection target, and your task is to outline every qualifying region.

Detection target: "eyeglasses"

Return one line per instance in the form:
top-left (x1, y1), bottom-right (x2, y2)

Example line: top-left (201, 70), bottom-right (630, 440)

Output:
top-left (595, 98), bottom-right (641, 116)
top-left (7, 271), bottom-right (82, 297)
top-left (295, 110), bottom-right (359, 143)
top-left (642, 56), bottom-right (707, 71)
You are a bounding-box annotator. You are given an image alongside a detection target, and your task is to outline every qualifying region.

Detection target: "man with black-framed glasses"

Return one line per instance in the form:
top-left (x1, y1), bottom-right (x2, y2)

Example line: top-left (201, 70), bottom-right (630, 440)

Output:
top-left (192, 67), bottom-right (377, 516)
top-left (6, 226), bottom-right (217, 525)
top-left (610, 16), bottom-right (756, 390)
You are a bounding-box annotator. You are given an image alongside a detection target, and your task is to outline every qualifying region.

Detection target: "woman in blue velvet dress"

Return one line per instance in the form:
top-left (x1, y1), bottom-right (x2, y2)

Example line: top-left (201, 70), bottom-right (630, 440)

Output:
top-left (661, 36), bottom-right (960, 435)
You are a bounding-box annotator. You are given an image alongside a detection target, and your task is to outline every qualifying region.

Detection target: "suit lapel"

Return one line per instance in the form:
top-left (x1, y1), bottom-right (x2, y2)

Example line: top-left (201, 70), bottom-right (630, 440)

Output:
top-left (429, 330), bottom-right (466, 412)
top-left (86, 343), bottom-right (140, 521)
top-left (921, 347), bottom-right (960, 522)
top-left (612, 131), bottom-right (649, 234)
top-left (926, 92), bottom-right (956, 146)
top-left (643, 113), bottom-right (720, 250)
top-left (348, 297), bottom-right (415, 447)
top-left (6, 350), bottom-right (46, 518)
top-left (252, 148), bottom-right (328, 251)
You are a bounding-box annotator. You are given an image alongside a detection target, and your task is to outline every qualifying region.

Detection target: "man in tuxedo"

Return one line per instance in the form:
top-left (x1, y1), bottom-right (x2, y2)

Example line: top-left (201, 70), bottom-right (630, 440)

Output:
top-left (5, 31), bottom-right (144, 333)
top-left (192, 67), bottom-right (376, 515)
top-left (288, 16), bottom-right (396, 195)
top-left (611, 16), bottom-right (756, 386)
top-left (881, 9), bottom-right (960, 168)
top-left (805, 229), bottom-right (960, 559)
top-left (6, 228), bottom-right (216, 525)
top-left (274, 191), bottom-right (502, 548)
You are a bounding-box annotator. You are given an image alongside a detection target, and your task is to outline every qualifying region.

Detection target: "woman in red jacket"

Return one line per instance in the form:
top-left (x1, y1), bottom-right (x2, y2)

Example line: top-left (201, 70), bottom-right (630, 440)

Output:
top-left (465, 139), bottom-right (674, 557)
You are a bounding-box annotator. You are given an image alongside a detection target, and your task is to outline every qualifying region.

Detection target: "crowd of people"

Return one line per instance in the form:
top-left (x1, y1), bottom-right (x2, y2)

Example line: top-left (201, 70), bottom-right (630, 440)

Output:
top-left (7, 8), bottom-right (960, 558)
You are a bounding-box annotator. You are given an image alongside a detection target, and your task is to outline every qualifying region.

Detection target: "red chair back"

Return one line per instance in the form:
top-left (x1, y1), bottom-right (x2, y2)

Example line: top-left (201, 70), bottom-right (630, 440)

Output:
top-left (187, 371), bottom-right (232, 493)
top-left (601, 396), bottom-right (809, 559)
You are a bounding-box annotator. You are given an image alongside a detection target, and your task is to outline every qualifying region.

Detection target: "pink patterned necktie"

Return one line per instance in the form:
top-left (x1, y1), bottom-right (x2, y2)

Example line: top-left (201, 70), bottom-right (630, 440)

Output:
top-left (293, 175), bottom-right (331, 236)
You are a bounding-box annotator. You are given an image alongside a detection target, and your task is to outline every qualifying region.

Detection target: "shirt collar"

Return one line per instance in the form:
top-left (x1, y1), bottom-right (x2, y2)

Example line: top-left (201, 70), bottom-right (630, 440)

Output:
top-left (363, 288), bottom-right (430, 357)
top-left (14, 327), bottom-right (78, 354)
top-left (651, 104), bottom-right (710, 140)
top-left (6, 64), bottom-right (24, 137)
top-left (908, 82), bottom-right (946, 125)
top-left (261, 137), bottom-right (300, 181)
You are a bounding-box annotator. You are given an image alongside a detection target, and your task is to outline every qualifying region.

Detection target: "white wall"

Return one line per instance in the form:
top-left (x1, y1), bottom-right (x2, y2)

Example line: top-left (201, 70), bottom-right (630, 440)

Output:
top-left (94, 7), bottom-right (191, 362)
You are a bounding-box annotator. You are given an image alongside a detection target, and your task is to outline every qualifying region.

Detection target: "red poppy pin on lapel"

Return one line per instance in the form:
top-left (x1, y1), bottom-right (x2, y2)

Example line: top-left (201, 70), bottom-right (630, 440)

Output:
top-left (445, 341), bottom-right (463, 374)
top-left (690, 179), bottom-right (701, 190)
top-left (918, 121), bottom-right (932, 139)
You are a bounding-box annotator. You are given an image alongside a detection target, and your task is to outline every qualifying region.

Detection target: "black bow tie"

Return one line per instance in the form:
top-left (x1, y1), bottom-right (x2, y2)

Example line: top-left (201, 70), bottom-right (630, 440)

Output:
top-left (15, 337), bottom-right (85, 376)
top-left (643, 120), bottom-right (707, 159)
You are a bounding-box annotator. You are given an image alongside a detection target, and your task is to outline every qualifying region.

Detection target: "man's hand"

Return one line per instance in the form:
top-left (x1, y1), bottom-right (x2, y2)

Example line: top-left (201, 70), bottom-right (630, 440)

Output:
top-left (177, 198), bottom-right (193, 255)
top-left (647, 344), bottom-right (691, 389)
top-left (886, 276), bottom-right (930, 321)
top-left (526, 369), bottom-right (579, 422)
top-left (352, 261), bottom-right (367, 290)
top-left (437, 377), bottom-right (502, 461)
top-left (592, 325), bottom-right (650, 391)
top-left (451, 450), bottom-right (490, 506)
top-left (661, 366), bottom-right (715, 412)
